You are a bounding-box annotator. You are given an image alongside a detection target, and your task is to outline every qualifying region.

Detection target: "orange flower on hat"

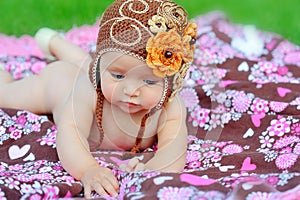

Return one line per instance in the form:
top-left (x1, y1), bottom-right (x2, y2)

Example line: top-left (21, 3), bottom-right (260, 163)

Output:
top-left (146, 29), bottom-right (183, 77)
top-left (181, 22), bottom-right (197, 63)
top-left (182, 35), bottom-right (194, 63)
top-left (184, 22), bottom-right (197, 39)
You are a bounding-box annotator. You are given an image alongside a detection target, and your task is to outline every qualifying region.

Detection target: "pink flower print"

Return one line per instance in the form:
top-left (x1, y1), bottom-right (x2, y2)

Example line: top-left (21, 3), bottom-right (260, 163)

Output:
top-left (199, 34), bottom-right (215, 47)
top-left (20, 183), bottom-right (34, 194)
top-left (0, 126), bottom-right (6, 136)
top-left (232, 91), bottom-right (251, 113)
top-left (203, 150), bottom-right (217, 159)
top-left (266, 176), bottom-right (279, 186)
top-left (157, 187), bottom-right (194, 200)
top-left (27, 113), bottom-right (40, 123)
top-left (9, 164), bottom-right (23, 171)
top-left (291, 123), bottom-right (300, 135)
top-left (267, 118), bottom-right (291, 137)
top-left (187, 135), bottom-right (197, 143)
top-left (39, 128), bottom-right (56, 147)
top-left (209, 114), bottom-right (221, 129)
top-left (197, 48), bottom-right (217, 66)
top-left (214, 105), bottom-right (226, 114)
top-left (31, 123), bottom-right (41, 132)
top-left (213, 68), bottom-right (227, 79)
top-left (277, 66), bottom-right (289, 76)
top-left (186, 151), bottom-right (201, 163)
top-left (215, 141), bottom-right (228, 148)
top-left (179, 88), bottom-right (199, 111)
top-left (4, 177), bottom-right (20, 190)
top-left (15, 174), bottom-right (34, 183)
top-left (42, 186), bottom-right (59, 199)
top-left (211, 152), bottom-right (222, 162)
top-left (10, 129), bottom-right (22, 140)
top-left (190, 106), bottom-right (210, 127)
top-left (269, 101), bottom-right (288, 113)
top-left (28, 194), bottom-right (42, 200)
top-left (277, 41), bottom-right (297, 53)
top-left (259, 134), bottom-right (275, 148)
top-left (275, 153), bottom-right (298, 170)
top-left (39, 166), bottom-right (52, 173)
top-left (59, 176), bottom-right (75, 185)
top-left (222, 144), bottom-right (243, 155)
top-left (221, 113), bottom-right (231, 125)
top-left (188, 144), bottom-right (200, 151)
top-left (66, 24), bottom-right (98, 46)
top-left (280, 147), bottom-right (292, 154)
top-left (34, 173), bottom-right (53, 181)
top-left (188, 161), bottom-right (201, 169)
top-left (273, 136), bottom-right (300, 149)
top-left (290, 97), bottom-right (300, 110)
top-left (246, 191), bottom-right (273, 200)
top-left (250, 98), bottom-right (269, 114)
top-left (258, 61), bottom-right (278, 74)
top-left (16, 114), bottom-right (26, 127)
top-left (216, 92), bottom-right (227, 104)
top-left (221, 44), bottom-right (235, 58)
top-left (293, 143), bottom-right (300, 154)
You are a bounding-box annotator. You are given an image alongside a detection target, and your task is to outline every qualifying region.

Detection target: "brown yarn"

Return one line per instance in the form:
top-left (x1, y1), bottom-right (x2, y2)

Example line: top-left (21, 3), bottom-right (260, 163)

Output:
top-left (130, 81), bottom-right (173, 154)
top-left (95, 88), bottom-right (105, 146)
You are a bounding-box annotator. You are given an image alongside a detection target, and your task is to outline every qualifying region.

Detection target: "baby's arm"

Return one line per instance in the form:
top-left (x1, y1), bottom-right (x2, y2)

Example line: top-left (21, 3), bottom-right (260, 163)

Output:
top-left (53, 77), bottom-right (119, 198)
top-left (145, 95), bottom-right (188, 172)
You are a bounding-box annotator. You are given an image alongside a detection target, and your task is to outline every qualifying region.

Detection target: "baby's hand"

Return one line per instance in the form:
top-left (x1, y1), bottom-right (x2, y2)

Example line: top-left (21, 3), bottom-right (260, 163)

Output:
top-left (119, 157), bottom-right (145, 172)
top-left (81, 166), bottom-right (119, 198)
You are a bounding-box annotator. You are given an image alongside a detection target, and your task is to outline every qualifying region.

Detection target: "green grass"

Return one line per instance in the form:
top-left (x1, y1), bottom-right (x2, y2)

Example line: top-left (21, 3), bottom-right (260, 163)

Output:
top-left (0, 0), bottom-right (299, 45)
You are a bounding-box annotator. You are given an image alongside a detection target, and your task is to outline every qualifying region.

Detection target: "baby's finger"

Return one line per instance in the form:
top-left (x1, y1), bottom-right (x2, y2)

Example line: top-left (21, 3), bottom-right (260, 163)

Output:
top-left (119, 163), bottom-right (126, 171)
top-left (134, 162), bottom-right (145, 171)
top-left (83, 184), bottom-right (92, 199)
top-left (128, 157), bottom-right (139, 169)
top-left (108, 174), bottom-right (120, 191)
top-left (101, 178), bottom-right (118, 197)
top-left (93, 182), bottom-right (109, 197)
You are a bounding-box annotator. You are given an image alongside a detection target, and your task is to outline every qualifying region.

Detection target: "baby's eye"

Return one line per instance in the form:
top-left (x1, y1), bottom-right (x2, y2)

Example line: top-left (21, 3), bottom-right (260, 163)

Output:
top-left (144, 79), bottom-right (158, 85)
top-left (111, 72), bottom-right (125, 80)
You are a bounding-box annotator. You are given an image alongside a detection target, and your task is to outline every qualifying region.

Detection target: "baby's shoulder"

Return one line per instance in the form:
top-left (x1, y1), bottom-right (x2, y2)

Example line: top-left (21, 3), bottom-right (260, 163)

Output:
top-left (158, 95), bottom-right (186, 123)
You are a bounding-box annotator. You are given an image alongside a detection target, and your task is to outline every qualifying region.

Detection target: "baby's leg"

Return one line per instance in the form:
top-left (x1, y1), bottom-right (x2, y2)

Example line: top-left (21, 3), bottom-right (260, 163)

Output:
top-left (50, 34), bottom-right (91, 67)
top-left (0, 64), bottom-right (13, 83)
top-left (35, 28), bottom-right (91, 69)
top-left (0, 61), bottom-right (73, 115)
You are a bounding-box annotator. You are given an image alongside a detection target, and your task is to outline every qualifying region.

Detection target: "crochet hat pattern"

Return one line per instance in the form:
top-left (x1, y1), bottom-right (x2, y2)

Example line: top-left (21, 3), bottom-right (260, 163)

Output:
top-left (89, 0), bottom-right (197, 152)
top-left (90, 0), bottom-right (197, 101)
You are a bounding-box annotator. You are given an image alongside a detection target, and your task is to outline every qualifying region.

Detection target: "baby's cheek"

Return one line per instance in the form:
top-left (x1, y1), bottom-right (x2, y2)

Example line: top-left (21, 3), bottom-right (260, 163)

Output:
top-left (101, 84), bottom-right (115, 103)
top-left (144, 89), bottom-right (164, 108)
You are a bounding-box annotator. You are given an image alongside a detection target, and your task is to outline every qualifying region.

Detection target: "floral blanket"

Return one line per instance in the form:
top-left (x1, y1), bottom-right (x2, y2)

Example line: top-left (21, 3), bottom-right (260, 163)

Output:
top-left (1, 12), bottom-right (300, 199)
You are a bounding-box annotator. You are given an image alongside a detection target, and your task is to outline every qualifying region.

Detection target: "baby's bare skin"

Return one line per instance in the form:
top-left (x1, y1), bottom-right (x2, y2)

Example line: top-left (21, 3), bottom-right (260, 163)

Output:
top-left (0, 35), bottom-right (188, 198)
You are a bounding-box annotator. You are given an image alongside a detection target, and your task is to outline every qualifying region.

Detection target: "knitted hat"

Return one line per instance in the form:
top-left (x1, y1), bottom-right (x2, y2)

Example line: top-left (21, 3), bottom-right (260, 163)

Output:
top-left (89, 0), bottom-right (197, 102)
top-left (89, 0), bottom-right (197, 153)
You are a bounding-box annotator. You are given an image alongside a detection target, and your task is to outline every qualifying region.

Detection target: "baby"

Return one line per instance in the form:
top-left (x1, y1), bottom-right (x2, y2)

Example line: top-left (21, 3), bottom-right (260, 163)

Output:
top-left (0, 0), bottom-right (197, 198)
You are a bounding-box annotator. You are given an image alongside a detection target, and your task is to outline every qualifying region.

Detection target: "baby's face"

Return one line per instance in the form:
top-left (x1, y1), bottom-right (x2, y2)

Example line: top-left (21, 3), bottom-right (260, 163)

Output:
top-left (100, 52), bottom-right (164, 114)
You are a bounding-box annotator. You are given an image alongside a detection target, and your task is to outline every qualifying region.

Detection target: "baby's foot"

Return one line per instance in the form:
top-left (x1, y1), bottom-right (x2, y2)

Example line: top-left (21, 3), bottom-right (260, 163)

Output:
top-left (34, 28), bottom-right (64, 61)
top-left (0, 63), bottom-right (5, 71)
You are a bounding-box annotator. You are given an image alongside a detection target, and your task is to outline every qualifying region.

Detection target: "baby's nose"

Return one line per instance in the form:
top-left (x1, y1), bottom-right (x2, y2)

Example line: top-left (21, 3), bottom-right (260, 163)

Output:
top-left (123, 86), bottom-right (140, 97)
